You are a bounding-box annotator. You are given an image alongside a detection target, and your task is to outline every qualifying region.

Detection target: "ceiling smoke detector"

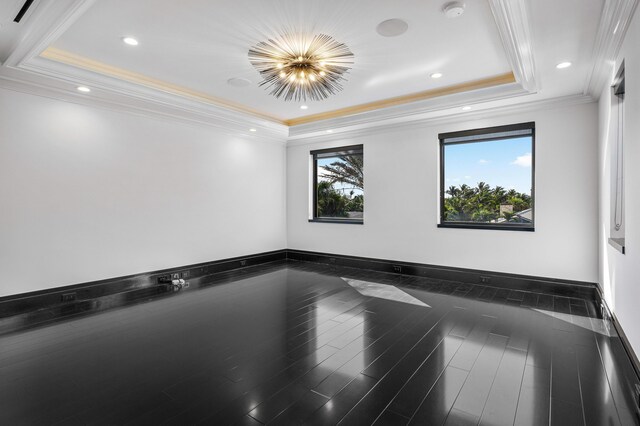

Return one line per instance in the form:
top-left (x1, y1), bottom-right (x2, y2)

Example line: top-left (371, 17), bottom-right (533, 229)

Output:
top-left (442, 2), bottom-right (465, 18)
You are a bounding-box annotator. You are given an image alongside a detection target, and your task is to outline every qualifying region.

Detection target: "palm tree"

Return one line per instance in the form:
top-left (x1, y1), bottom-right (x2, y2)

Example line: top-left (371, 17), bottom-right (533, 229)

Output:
top-left (443, 182), bottom-right (531, 223)
top-left (320, 155), bottom-right (363, 190)
top-left (446, 186), bottom-right (460, 198)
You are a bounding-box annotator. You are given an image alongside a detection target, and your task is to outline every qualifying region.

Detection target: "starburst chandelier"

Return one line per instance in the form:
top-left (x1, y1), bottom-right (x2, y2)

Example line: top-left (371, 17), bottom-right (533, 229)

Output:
top-left (248, 33), bottom-right (354, 102)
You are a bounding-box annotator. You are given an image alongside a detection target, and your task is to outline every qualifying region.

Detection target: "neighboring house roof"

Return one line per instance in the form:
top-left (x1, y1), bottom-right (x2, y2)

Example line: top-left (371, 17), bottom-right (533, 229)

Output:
top-left (516, 208), bottom-right (533, 222)
top-left (493, 208), bottom-right (533, 224)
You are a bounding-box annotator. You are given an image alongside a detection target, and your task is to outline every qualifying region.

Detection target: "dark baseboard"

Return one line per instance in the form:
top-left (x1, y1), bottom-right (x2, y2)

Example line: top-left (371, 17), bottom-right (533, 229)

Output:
top-left (0, 249), bottom-right (287, 319)
top-left (612, 312), bottom-right (640, 384)
top-left (286, 249), bottom-right (599, 300)
top-left (597, 288), bottom-right (640, 384)
top-left (1, 248), bottom-right (600, 322)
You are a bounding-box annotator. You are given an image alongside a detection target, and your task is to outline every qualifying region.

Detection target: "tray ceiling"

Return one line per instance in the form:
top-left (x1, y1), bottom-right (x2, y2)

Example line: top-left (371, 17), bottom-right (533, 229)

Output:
top-left (48, 0), bottom-right (512, 121)
top-left (0, 0), bottom-right (633, 136)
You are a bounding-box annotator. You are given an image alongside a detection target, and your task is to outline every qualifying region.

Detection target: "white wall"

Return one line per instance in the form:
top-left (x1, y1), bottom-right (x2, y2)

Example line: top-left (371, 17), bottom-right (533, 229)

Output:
top-left (598, 9), bottom-right (640, 357)
top-left (0, 87), bottom-right (286, 297)
top-left (288, 101), bottom-right (599, 283)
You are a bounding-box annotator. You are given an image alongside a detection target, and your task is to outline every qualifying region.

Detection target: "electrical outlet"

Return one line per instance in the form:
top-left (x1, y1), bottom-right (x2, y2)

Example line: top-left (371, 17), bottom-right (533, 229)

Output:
top-left (157, 274), bottom-right (172, 284)
top-left (240, 260), bottom-right (247, 267)
top-left (181, 271), bottom-right (190, 279)
top-left (480, 276), bottom-right (491, 284)
top-left (61, 292), bottom-right (77, 303)
top-left (393, 265), bottom-right (402, 274)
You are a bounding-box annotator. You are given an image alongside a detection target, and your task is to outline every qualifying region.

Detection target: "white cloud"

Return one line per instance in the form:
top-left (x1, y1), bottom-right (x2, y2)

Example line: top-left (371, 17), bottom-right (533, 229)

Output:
top-left (478, 159), bottom-right (489, 165)
top-left (464, 175), bottom-right (472, 179)
top-left (512, 152), bottom-right (532, 167)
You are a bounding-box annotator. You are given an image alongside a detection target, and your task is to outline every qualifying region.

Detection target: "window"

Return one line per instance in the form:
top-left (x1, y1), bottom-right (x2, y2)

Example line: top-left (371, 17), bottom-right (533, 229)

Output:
top-left (310, 145), bottom-right (363, 224)
top-left (439, 122), bottom-right (535, 231)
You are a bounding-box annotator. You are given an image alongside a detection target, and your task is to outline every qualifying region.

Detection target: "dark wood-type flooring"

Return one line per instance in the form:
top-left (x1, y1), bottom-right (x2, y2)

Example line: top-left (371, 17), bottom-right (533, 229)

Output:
top-left (1, 260), bottom-right (639, 425)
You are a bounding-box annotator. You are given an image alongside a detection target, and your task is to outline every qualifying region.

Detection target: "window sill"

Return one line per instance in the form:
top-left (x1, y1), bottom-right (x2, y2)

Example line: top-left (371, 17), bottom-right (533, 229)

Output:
top-left (608, 237), bottom-right (625, 254)
top-left (309, 219), bottom-right (364, 225)
top-left (438, 223), bottom-right (534, 232)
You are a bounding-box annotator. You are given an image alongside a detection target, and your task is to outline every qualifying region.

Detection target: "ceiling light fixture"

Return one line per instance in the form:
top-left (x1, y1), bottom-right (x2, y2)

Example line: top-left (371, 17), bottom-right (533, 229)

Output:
top-left (462, 106), bottom-right (471, 111)
top-left (76, 86), bottom-right (91, 93)
top-left (300, 105), bottom-right (309, 110)
top-left (556, 61), bottom-right (572, 69)
top-left (249, 128), bottom-right (257, 132)
top-left (248, 32), bottom-right (354, 102)
top-left (122, 37), bottom-right (139, 46)
top-left (326, 130), bottom-right (333, 133)
top-left (430, 72), bottom-right (443, 79)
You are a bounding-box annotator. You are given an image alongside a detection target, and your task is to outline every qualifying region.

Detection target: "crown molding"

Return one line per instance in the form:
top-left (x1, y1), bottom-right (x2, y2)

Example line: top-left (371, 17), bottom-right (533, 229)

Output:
top-left (0, 0), bottom-right (289, 139)
top-left (286, 94), bottom-right (594, 146)
top-left (36, 47), bottom-right (286, 125)
top-left (284, 73), bottom-right (516, 126)
top-left (488, 0), bottom-right (537, 93)
top-left (0, 68), bottom-right (288, 143)
top-left (288, 81), bottom-right (528, 139)
top-left (584, 0), bottom-right (638, 97)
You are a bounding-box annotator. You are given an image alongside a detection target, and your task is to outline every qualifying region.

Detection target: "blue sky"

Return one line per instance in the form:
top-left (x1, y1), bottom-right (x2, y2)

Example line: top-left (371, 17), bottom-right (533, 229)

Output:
top-left (444, 136), bottom-right (532, 195)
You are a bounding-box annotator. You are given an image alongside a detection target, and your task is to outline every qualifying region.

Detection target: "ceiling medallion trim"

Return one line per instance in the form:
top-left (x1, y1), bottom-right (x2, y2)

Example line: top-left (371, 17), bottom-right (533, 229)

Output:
top-left (248, 33), bottom-right (354, 102)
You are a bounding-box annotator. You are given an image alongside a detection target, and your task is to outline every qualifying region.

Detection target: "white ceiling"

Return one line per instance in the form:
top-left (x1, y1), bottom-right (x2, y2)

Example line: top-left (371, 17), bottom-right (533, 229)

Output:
top-left (0, 0), bottom-right (633, 135)
top-left (50, 0), bottom-right (512, 120)
top-left (529, 0), bottom-right (603, 97)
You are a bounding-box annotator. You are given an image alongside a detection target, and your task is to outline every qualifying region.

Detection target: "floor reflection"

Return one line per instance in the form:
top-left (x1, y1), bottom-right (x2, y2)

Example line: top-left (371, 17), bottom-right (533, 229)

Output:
top-left (342, 277), bottom-right (430, 307)
top-left (1, 261), bottom-right (639, 425)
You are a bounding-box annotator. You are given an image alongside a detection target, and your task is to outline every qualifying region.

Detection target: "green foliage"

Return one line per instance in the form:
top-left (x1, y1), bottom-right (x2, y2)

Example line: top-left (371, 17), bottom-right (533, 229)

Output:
top-left (317, 181), bottom-right (349, 217)
top-left (317, 185), bottom-right (364, 218)
top-left (317, 154), bottom-right (364, 218)
top-left (444, 182), bottom-right (531, 223)
top-left (345, 193), bottom-right (364, 212)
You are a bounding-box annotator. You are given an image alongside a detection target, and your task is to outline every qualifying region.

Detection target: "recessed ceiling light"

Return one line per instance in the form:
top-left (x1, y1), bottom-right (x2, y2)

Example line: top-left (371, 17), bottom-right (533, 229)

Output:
top-left (376, 19), bottom-right (409, 37)
top-left (122, 37), bottom-right (139, 46)
top-left (249, 128), bottom-right (257, 132)
top-left (76, 86), bottom-right (91, 93)
top-left (443, 2), bottom-right (466, 19)
top-left (300, 105), bottom-right (309, 110)
top-left (227, 78), bottom-right (251, 88)
top-left (556, 61), bottom-right (572, 69)
top-left (462, 106), bottom-right (472, 111)
top-left (326, 130), bottom-right (333, 133)
top-left (430, 72), bottom-right (443, 79)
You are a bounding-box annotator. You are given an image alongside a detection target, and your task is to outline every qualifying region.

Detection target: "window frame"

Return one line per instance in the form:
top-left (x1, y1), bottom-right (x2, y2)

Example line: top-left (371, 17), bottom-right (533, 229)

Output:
top-left (438, 122), bottom-right (535, 232)
top-left (310, 144), bottom-right (364, 225)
